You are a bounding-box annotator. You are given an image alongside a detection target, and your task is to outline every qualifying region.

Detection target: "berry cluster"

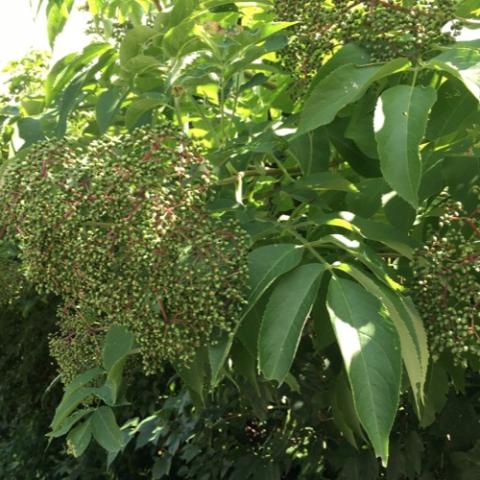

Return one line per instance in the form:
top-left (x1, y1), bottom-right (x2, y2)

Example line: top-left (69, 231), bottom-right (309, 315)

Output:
top-left (275, 0), bottom-right (460, 85)
top-left (0, 246), bottom-right (25, 307)
top-left (0, 126), bottom-right (249, 380)
top-left (411, 195), bottom-right (480, 366)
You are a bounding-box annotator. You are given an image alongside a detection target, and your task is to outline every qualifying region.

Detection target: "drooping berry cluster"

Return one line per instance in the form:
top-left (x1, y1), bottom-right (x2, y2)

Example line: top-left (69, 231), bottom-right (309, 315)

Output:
top-left (0, 243), bottom-right (25, 307)
top-left (275, 0), bottom-right (460, 85)
top-left (0, 125), bottom-right (249, 380)
top-left (411, 194), bottom-right (480, 367)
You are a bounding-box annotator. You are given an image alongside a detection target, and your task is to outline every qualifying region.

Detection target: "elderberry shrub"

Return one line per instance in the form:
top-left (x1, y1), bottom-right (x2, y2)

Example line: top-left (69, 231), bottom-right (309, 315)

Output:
top-left (275, 0), bottom-right (461, 86)
top-left (411, 192), bottom-right (480, 367)
top-left (0, 125), bottom-right (249, 381)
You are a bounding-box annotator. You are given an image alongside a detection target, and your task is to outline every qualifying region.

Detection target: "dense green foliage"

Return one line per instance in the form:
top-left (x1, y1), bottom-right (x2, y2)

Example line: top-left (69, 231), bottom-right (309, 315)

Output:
top-left (1, 0), bottom-right (480, 478)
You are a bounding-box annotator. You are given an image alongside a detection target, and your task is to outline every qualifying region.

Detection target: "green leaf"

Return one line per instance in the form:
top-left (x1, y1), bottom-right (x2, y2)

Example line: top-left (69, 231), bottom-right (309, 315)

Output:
top-left (295, 172), bottom-right (359, 193)
top-left (331, 373), bottom-right (365, 448)
top-left (418, 364), bottom-right (449, 428)
top-left (67, 418), bottom-right (93, 458)
top-left (327, 118), bottom-right (381, 178)
top-left (427, 45), bottom-right (480, 101)
top-left (96, 87), bottom-right (128, 134)
top-left (17, 118), bottom-right (45, 146)
top-left (162, 19), bottom-right (199, 58)
top-left (231, 340), bottom-right (259, 391)
top-left (297, 59), bottom-right (410, 135)
top-left (259, 263), bottom-right (325, 383)
top-left (104, 358), bottom-right (127, 405)
top-left (50, 387), bottom-right (96, 432)
top-left (456, 0), bottom-right (480, 18)
top-left (237, 295), bottom-right (268, 358)
top-left (123, 54), bottom-right (162, 73)
top-left (205, 242), bottom-right (305, 381)
top-left (327, 276), bottom-right (402, 465)
top-left (125, 96), bottom-right (167, 130)
top-left (246, 243), bottom-right (304, 316)
top-left (345, 94), bottom-right (378, 159)
top-left (91, 406), bottom-right (123, 453)
top-left (208, 334), bottom-right (231, 388)
top-left (46, 0), bottom-right (74, 47)
top-left (44, 52), bottom-right (77, 105)
top-left (97, 326), bottom-right (135, 405)
top-left (119, 26), bottom-right (157, 66)
top-left (87, 0), bottom-right (101, 16)
top-left (175, 348), bottom-right (208, 406)
top-left (48, 408), bottom-right (94, 438)
top-left (308, 43), bottom-right (371, 91)
top-left (55, 71), bottom-right (89, 137)
top-left (315, 234), bottom-right (403, 291)
top-left (162, 0), bottom-right (199, 29)
top-left (45, 43), bottom-right (113, 105)
top-left (334, 263), bottom-right (429, 415)
top-left (288, 127), bottom-right (330, 175)
top-left (311, 211), bottom-right (417, 258)
top-left (384, 194), bottom-right (416, 231)
top-left (153, 455), bottom-right (173, 479)
top-left (345, 177), bottom-right (390, 218)
top-left (64, 367), bottom-right (104, 397)
top-left (102, 325), bottom-right (135, 371)
top-left (427, 79), bottom-right (479, 141)
top-left (374, 85), bottom-right (437, 207)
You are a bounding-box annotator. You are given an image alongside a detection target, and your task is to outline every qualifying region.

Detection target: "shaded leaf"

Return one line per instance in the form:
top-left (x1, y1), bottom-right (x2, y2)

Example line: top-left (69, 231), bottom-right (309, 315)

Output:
top-left (67, 418), bottom-right (92, 458)
top-left (288, 127), bottom-right (330, 175)
top-left (48, 408), bottom-right (94, 439)
top-left (246, 243), bottom-right (304, 316)
top-left (102, 325), bottom-right (135, 371)
top-left (91, 406), bottom-right (123, 453)
top-left (176, 348), bottom-right (208, 406)
top-left (259, 263), bottom-right (325, 383)
top-left (50, 387), bottom-right (96, 432)
top-left (125, 96), bottom-right (167, 130)
top-left (96, 87), bottom-right (127, 134)
top-left (120, 26), bottom-right (156, 66)
top-left (427, 79), bottom-right (478, 141)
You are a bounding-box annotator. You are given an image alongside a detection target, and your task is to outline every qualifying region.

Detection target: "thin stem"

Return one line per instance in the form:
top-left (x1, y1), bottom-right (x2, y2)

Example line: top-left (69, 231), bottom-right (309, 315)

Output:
top-left (219, 75), bottom-right (226, 148)
top-left (230, 74), bottom-right (241, 125)
top-left (284, 226), bottom-right (331, 266)
top-left (174, 96), bottom-right (187, 134)
top-left (189, 95), bottom-right (222, 146)
top-left (217, 167), bottom-right (301, 186)
top-left (269, 153), bottom-right (295, 182)
top-left (411, 66), bottom-right (419, 87)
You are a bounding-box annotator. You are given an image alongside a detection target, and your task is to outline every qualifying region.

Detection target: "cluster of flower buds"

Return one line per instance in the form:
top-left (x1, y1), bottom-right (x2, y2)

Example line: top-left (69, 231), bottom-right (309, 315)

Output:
top-left (411, 192), bottom-right (480, 367)
top-left (0, 125), bottom-right (249, 380)
top-left (274, 0), bottom-right (460, 89)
